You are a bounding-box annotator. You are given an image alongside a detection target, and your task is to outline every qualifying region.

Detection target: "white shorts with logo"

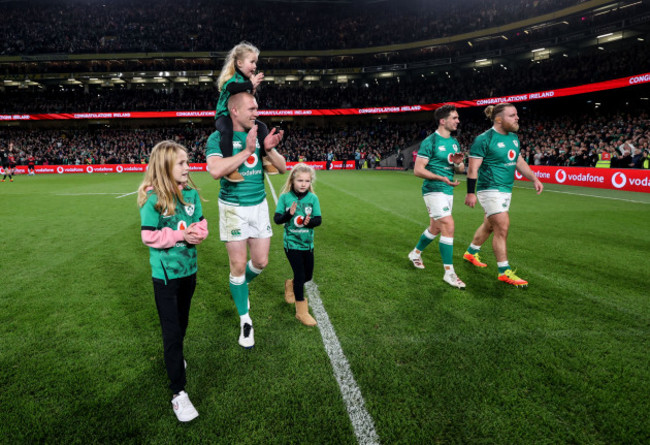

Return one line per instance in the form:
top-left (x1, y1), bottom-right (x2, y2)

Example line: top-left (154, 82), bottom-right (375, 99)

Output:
top-left (477, 190), bottom-right (512, 217)
top-left (423, 192), bottom-right (454, 220)
top-left (219, 199), bottom-right (273, 242)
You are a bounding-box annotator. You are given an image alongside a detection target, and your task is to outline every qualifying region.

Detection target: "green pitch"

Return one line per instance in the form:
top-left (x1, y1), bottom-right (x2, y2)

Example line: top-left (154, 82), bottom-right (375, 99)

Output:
top-left (1, 170), bottom-right (648, 444)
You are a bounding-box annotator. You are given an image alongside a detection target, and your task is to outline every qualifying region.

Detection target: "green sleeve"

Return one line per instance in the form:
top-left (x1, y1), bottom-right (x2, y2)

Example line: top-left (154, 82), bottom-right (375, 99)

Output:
top-left (140, 193), bottom-right (160, 227)
top-left (417, 136), bottom-right (433, 159)
top-left (206, 131), bottom-right (223, 158)
top-left (469, 133), bottom-right (488, 158)
top-left (311, 194), bottom-right (322, 217)
top-left (275, 193), bottom-right (286, 214)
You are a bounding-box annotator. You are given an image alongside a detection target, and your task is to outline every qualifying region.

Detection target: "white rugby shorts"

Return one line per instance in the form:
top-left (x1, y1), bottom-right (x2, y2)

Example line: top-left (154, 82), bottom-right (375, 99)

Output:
top-left (423, 192), bottom-right (454, 220)
top-left (219, 199), bottom-right (273, 242)
top-left (477, 190), bottom-right (512, 216)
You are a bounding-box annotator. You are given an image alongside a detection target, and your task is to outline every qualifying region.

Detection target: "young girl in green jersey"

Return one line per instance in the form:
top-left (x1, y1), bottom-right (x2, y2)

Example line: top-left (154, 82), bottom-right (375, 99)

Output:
top-left (216, 41), bottom-right (277, 182)
top-left (137, 141), bottom-right (208, 422)
top-left (274, 163), bottom-right (322, 326)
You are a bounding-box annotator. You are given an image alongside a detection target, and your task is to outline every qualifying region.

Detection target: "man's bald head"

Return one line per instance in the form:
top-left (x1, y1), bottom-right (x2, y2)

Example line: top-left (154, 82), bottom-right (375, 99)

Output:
top-left (228, 92), bottom-right (258, 132)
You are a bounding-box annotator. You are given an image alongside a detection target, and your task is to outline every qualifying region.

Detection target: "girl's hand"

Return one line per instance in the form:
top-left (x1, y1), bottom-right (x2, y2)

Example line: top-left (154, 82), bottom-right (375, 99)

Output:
top-left (251, 72), bottom-right (264, 89)
top-left (289, 201), bottom-right (297, 215)
top-left (303, 215), bottom-right (310, 226)
top-left (183, 224), bottom-right (203, 245)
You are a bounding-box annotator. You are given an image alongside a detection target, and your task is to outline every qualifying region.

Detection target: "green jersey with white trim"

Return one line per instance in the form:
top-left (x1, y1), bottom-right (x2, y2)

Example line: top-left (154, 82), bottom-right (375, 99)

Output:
top-left (216, 70), bottom-right (248, 117)
top-left (275, 191), bottom-right (321, 250)
top-left (417, 131), bottom-right (461, 196)
top-left (469, 128), bottom-right (520, 193)
top-left (140, 188), bottom-right (203, 281)
top-left (206, 129), bottom-right (266, 206)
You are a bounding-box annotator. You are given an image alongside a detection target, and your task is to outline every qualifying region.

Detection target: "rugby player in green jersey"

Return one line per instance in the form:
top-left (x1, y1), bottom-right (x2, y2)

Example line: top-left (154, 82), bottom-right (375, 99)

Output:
top-left (408, 104), bottom-right (467, 289)
top-left (206, 92), bottom-right (286, 348)
top-left (464, 103), bottom-right (543, 288)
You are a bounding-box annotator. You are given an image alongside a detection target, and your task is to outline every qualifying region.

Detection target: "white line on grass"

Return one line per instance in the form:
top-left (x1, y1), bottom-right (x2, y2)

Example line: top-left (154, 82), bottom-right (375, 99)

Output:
top-left (267, 174), bottom-right (380, 445)
top-left (305, 281), bottom-right (381, 445)
top-left (116, 191), bottom-right (138, 199)
top-left (55, 192), bottom-right (125, 196)
top-left (264, 172), bottom-right (279, 203)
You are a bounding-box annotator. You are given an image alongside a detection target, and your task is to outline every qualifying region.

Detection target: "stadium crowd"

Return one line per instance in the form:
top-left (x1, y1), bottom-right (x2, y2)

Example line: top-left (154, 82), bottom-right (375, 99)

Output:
top-left (1, 40), bottom-right (648, 115)
top-left (0, 0), bottom-right (605, 55)
top-left (2, 109), bottom-right (648, 169)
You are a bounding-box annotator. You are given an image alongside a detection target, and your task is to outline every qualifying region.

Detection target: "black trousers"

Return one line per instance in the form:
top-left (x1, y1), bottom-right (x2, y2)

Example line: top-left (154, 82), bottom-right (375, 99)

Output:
top-left (215, 115), bottom-right (270, 158)
top-left (152, 273), bottom-right (196, 394)
top-left (284, 249), bottom-right (314, 302)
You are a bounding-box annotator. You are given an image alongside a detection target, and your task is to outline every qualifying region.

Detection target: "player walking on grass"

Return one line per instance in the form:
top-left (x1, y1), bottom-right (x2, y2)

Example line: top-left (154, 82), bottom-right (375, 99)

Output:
top-left (274, 163), bottom-right (321, 326)
top-left (216, 41), bottom-right (278, 182)
top-left (206, 92), bottom-right (286, 348)
top-left (138, 141), bottom-right (209, 422)
top-left (1, 142), bottom-right (15, 182)
top-left (464, 103), bottom-right (543, 288)
top-left (408, 104), bottom-right (466, 289)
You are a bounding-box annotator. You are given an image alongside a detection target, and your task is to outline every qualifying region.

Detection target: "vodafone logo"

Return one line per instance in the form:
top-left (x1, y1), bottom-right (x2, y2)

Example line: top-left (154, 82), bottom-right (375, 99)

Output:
top-left (116, 165), bottom-right (123, 173)
top-left (177, 221), bottom-right (187, 231)
top-left (245, 153), bottom-right (259, 168)
top-left (555, 169), bottom-right (567, 183)
top-left (507, 149), bottom-right (516, 161)
top-left (447, 153), bottom-right (454, 164)
top-left (86, 166), bottom-right (94, 174)
top-left (293, 215), bottom-right (305, 228)
top-left (612, 172), bottom-right (626, 189)
top-left (515, 171), bottom-right (523, 180)
top-left (57, 166), bottom-right (64, 174)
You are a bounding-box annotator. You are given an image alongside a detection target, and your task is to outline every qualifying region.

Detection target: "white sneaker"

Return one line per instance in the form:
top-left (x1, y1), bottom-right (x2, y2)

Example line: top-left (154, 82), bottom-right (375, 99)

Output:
top-left (408, 250), bottom-right (425, 269)
top-left (444, 272), bottom-right (466, 289)
top-left (171, 391), bottom-right (199, 422)
top-left (238, 322), bottom-right (254, 349)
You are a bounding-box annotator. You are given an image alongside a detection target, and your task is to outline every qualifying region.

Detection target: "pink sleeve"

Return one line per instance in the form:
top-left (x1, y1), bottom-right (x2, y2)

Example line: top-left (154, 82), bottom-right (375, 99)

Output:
top-left (141, 227), bottom-right (185, 249)
top-left (193, 219), bottom-right (209, 239)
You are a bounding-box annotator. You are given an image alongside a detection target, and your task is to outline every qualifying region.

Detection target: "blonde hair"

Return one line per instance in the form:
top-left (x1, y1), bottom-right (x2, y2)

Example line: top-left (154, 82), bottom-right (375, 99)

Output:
top-left (484, 103), bottom-right (513, 122)
top-left (217, 41), bottom-right (260, 91)
top-left (137, 141), bottom-right (197, 215)
top-left (281, 163), bottom-right (316, 195)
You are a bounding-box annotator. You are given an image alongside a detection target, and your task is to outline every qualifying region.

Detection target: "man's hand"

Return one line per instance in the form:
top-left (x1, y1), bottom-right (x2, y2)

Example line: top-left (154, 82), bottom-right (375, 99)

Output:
top-left (245, 125), bottom-right (258, 153)
top-left (465, 193), bottom-right (477, 208)
top-left (264, 127), bottom-right (284, 151)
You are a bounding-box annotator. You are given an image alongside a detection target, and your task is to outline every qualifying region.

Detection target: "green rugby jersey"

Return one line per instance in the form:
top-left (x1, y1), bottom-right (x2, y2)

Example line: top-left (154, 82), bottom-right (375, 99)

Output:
top-left (140, 188), bottom-right (203, 281)
top-left (469, 128), bottom-right (521, 193)
top-left (275, 191), bottom-right (321, 250)
top-left (216, 70), bottom-right (250, 117)
top-left (417, 131), bottom-right (461, 196)
top-left (206, 129), bottom-right (266, 206)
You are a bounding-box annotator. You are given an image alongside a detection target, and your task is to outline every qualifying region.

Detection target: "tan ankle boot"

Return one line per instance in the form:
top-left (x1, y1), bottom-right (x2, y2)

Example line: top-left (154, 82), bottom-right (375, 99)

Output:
top-left (284, 279), bottom-right (295, 304)
top-left (295, 299), bottom-right (317, 326)
top-left (263, 157), bottom-right (279, 175)
top-left (225, 170), bottom-right (244, 182)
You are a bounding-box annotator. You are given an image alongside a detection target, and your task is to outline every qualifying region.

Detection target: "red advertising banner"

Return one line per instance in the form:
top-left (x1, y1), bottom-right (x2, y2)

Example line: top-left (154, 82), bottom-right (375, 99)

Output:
top-left (1, 72), bottom-right (648, 121)
top-left (286, 161), bottom-right (355, 170)
top-left (4, 163), bottom-right (648, 193)
top-left (0, 161), bottom-right (359, 175)
top-left (515, 166), bottom-right (650, 193)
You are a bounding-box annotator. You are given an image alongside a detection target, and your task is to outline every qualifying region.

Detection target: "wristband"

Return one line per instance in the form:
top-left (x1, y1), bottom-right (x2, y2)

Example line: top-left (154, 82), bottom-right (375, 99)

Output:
top-left (467, 177), bottom-right (477, 194)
